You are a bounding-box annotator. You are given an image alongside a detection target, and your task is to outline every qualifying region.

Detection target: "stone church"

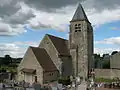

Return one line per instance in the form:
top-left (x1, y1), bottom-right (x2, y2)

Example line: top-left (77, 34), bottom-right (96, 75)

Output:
top-left (17, 3), bottom-right (93, 84)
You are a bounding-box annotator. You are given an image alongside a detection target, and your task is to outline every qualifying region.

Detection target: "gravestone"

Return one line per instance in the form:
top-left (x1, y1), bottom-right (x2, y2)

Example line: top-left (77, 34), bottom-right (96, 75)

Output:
top-left (0, 83), bottom-right (3, 89)
top-left (57, 84), bottom-right (62, 90)
top-left (51, 86), bottom-right (57, 90)
top-left (33, 83), bottom-right (41, 90)
top-left (77, 81), bottom-right (87, 90)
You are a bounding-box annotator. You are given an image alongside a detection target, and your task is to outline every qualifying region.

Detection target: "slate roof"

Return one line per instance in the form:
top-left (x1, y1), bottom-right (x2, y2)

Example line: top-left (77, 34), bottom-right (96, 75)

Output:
top-left (46, 34), bottom-right (70, 56)
top-left (71, 3), bottom-right (89, 22)
top-left (31, 47), bottom-right (58, 72)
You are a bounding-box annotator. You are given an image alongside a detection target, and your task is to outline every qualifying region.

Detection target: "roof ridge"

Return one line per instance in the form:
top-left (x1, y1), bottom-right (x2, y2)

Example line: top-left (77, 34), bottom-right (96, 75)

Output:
top-left (29, 46), bottom-right (37, 48)
top-left (46, 34), bottom-right (68, 41)
top-left (30, 46), bottom-right (42, 49)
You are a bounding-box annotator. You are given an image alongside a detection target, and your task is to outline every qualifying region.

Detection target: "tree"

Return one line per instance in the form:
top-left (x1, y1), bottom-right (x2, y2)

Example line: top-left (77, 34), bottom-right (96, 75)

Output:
top-left (102, 54), bottom-right (109, 58)
top-left (94, 54), bottom-right (100, 59)
top-left (102, 60), bottom-right (110, 69)
top-left (111, 51), bottom-right (118, 55)
top-left (2, 55), bottom-right (12, 65)
top-left (93, 54), bottom-right (101, 68)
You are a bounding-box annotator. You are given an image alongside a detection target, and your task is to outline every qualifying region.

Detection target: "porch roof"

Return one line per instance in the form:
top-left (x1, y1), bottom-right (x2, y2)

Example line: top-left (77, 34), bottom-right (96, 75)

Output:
top-left (21, 68), bottom-right (36, 74)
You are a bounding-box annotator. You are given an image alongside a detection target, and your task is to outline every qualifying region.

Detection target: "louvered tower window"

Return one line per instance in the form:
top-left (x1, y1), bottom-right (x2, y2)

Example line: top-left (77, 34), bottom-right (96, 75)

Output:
top-left (75, 24), bottom-right (81, 32)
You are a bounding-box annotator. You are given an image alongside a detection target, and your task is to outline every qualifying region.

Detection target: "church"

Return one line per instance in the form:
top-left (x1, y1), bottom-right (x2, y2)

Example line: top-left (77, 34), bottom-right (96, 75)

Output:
top-left (17, 3), bottom-right (94, 84)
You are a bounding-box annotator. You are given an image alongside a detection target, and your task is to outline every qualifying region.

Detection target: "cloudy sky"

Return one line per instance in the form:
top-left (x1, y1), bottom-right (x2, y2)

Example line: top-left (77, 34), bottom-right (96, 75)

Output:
top-left (0, 0), bottom-right (120, 58)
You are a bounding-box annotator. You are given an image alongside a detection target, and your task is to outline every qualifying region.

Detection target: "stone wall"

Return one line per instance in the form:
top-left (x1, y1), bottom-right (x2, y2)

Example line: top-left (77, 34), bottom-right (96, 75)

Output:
top-left (17, 47), bottom-right (43, 84)
top-left (43, 70), bottom-right (59, 83)
top-left (39, 35), bottom-right (62, 73)
top-left (39, 35), bottom-right (72, 77)
top-left (61, 56), bottom-right (72, 77)
top-left (111, 69), bottom-right (120, 78)
top-left (87, 23), bottom-right (94, 69)
top-left (95, 69), bottom-right (112, 79)
top-left (110, 52), bottom-right (120, 69)
top-left (69, 20), bottom-right (93, 79)
top-left (95, 69), bottom-right (120, 79)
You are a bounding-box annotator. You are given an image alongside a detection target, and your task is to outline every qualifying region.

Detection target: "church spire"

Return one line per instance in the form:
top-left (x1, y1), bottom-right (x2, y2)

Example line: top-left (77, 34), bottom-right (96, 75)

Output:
top-left (71, 3), bottom-right (89, 22)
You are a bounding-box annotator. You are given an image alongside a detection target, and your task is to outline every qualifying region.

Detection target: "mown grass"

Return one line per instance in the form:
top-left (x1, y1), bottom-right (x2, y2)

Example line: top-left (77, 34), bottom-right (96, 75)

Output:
top-left (95, 77), bottom-right (119, 83)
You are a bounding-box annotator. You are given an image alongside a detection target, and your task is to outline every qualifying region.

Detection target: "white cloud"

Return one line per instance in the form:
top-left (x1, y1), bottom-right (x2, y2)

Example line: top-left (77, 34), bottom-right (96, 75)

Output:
top-left (26, 3), bottom-right (120, 31)
top-left (88, 7), bottom-right (120, 27)
top-left (0, 1), bottom-right (35, 36)
top-left (14, 41), bottom-right (39, 47)
top-left (0, 23), bottom-right (11, 32)
top-left (0, 43), bottom-right (25, 58)
top-left (0, 23), bottom-right (26, 36)
top-left (110, 27), bottom-right (120, 30)
top-left (94, 37), bottom-right (120, 55)
top-left (26, 5), bottom-right (74, 31)
top-left (0, 41), bottom-right (40, 58)
top-left (0, 0), bottom-right (120, 35)
top-left (3, 2), bottom-right (35, 25)
top-left (94, 48), bottom-right (120, 55)
top-left (1, 41), bottom-right (120, 58)
top-left (95, 37), bottom-right (120, 46)
top-left (1, 0), bottom-right (120, 57)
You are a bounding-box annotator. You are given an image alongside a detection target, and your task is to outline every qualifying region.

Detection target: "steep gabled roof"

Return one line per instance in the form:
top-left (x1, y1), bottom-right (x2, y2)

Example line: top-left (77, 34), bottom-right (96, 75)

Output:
top-left (31, 47), bottom-right (58, 72)
top-left (46, 34), bottom-right (70, 56)
top-left (71, 3), bottom-right (89, 22)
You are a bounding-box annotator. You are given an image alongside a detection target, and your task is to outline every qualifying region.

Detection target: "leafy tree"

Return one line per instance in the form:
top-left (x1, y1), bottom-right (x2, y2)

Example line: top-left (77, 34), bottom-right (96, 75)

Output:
top-left (0, 57), bottom-right (4, 65)
top-left (94, 54), bottom-right (100, 59)
top-left (94, 54), bottom-right (101, 68)
top-left (102, 60), bottom-right (110, 69)
top-left (102, 54), bottom-right (109, 58)
top-left (2, 55), bottom-right (12, 65)
top-left (0, 58), bottom-right (2, 66)
top-left (58, 76), bottom-right (71, 85)
top-left (111, 51), bottom-right (118, 55)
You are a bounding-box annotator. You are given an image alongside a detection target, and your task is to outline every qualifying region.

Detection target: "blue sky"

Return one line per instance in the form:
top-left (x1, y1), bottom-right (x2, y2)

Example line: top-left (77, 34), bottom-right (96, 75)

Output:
top-left (95, 21), bottom-right (120, 43)
top-left (2, 20), bottom-right (120, 44)
top-left (0, 0), bottom-right (120, 57)
top-left (95, 21), bottom-right (120, 40)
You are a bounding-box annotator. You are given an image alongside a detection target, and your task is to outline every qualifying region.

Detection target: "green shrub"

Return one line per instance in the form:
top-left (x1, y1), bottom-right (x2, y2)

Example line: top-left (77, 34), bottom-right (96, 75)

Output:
top-left (58, 76), bottom-right (71, 85)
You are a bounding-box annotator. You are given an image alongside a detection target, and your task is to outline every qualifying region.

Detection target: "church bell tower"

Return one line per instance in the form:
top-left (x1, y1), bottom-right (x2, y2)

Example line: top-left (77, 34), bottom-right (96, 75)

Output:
top-left (69, 3), bottom-right (94, 79)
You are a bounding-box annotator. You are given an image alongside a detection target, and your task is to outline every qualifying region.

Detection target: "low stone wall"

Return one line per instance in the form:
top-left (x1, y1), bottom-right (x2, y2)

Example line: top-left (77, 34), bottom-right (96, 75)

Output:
top-left (111, 69), bottom-right (120, 78)
top-left (0, 73), bottom-right (10, 80)
top-left (95, 69), bottom-right (120, 79)
top-left (95, 69), bottom-right (112, 79)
